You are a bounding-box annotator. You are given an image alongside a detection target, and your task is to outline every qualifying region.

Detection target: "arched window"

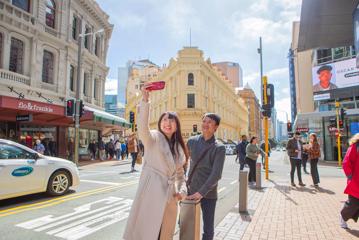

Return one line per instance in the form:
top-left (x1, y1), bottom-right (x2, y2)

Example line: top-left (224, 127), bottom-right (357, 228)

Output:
top-left (9, 37), bottom-right (24, 74)
top-left (45, 0), bottom-right (56, 28)
top-left (188, 73), bottom-right (194, 86)
top-left (12, 0), bottom-right (30, 12)
top-left (42, 50), bottom-right (54, 84)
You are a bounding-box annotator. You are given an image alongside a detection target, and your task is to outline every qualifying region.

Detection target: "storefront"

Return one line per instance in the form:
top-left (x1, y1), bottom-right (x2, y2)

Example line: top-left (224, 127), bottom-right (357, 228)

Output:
top-left (295, 109), bottom-right (359, 161)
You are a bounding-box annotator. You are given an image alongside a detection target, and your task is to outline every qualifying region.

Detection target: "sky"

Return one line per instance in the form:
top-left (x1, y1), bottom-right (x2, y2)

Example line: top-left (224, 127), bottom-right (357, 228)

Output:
top-left (97, 0), bottom-right (302, 122)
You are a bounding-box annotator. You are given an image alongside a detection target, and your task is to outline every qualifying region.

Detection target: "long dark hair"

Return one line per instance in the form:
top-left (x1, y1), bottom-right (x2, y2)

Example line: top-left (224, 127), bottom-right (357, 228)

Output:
top-left (158, 112), bottom-right (189, 161)
top-left (250, 136), bottom-right (257, 144)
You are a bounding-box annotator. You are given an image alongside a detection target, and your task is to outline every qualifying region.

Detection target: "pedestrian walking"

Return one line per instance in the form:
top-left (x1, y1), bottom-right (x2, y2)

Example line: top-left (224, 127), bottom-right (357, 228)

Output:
top-left (67, 138), bottom-right (74, 161)
top-left (127, 134), bottom-right (138, 172)
top-left (186, 112), bottom-right (225, 240)
top-left (286, 131), bottom-right (306, 187)
top-left (88, 140), bottom-right (97, 160)
top-left (33, 139), bottom-right (45, 154)
top-left (49, 138), bottom-right (57, 156)
top-left (340, 133), bottom-right (359, 229)
top-left (98, 138), bottom-right (105, 161)
top-left (236, 135), bottom-right (248, 170)
top-left (121, 142), bottom-right (127, 160)
top-left (260, 141), bottom-right (270, 169)
top-left (108, 139), bottom-right (115, 160)
top-left (304, 133), bottom-right (321, 186)
top-left (115, 140), bottom-right (122, 160)
top-left (123, 87), bottom-right (188, 240)
top-left (245, 137), bottom-right (263, 184)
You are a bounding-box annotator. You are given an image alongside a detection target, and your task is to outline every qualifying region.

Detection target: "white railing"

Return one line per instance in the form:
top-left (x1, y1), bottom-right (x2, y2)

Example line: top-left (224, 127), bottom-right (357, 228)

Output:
top-left (0, 69), bottom-right (30, 85)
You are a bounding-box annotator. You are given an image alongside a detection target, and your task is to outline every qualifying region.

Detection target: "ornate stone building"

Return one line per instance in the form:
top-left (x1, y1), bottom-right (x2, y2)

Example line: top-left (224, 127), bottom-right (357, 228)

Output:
top-left (126, 47), bottom-right (249, 141)
top-left (0, 0), bottom-right (123, 159)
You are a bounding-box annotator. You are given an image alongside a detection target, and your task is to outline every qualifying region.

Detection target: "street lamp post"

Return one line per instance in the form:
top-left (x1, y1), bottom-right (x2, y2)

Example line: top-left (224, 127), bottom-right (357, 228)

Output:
top-left (73, 22), bottom-right (104, 166)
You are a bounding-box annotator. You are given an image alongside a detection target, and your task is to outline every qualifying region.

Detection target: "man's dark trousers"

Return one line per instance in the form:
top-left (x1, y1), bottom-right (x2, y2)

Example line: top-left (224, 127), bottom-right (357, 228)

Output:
top-left (130, 152), bottom-right (138, 169)
top-left (201, 198), bottom-right (217, 240)
top-left (290, 157), bottom-right (302, 183)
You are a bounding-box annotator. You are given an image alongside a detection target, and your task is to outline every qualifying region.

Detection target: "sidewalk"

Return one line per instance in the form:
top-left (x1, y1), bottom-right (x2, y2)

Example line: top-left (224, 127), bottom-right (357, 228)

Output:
top-left (215, 173), bottom-right (359, 240)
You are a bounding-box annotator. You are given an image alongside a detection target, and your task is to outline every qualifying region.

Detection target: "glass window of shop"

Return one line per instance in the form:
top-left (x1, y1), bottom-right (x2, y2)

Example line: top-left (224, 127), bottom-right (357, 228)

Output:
top-left (67, 128), bottom-right (98, 155)
top-left (19, 125), bottom-right (57, 154)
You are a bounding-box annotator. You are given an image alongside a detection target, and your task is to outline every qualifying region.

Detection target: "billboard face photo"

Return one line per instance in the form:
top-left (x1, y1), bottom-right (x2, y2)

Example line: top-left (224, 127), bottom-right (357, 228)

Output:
top-left (312, 58), bottom-right (359, 93)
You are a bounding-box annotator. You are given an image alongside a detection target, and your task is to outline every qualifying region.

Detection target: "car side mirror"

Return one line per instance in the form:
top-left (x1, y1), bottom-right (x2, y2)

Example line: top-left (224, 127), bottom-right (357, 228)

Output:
top-left (32, 153), bottom-right (39, 160)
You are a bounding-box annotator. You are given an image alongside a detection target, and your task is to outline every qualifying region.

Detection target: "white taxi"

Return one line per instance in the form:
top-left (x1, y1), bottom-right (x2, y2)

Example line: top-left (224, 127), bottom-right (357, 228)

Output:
top-left (0, 139), bottom-right (80, 200)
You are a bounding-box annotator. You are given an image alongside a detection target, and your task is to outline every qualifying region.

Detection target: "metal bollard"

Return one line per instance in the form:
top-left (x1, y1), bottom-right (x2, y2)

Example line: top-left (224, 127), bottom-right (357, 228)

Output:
top-left (179, 199), bottom-right (201, 240)
top-left (256, 162), bottom-right (262, 189)
top-left (239, 170), bottom-right (248, 212)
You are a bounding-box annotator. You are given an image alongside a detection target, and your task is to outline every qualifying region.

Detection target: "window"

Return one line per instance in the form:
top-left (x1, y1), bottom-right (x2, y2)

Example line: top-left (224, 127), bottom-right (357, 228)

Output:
top-left (188, 73), bottom-right (194, 86)
top-left (0, 33), bottom-right (3, 68)
top-left (12, 0), bottom-right (30, 12)
top-left (94, 79), bottom-right (98, 99)
top-left (316, 48), bottom-right (332, 64)
top-left (42, 50), bottom-right (54, 84)
top-left (333, 47), bottom-right (351, 60)
top-left (95, 36), bottom-right (101, 57)
top-left (45, 0), bottom-right (56, 28)
top-left (69, 65), bottom-right (75, 91)
top-left (9, 37), bottom-right (24, 74)
top-left (84, 26), bottom-right (91, 50)
top-left (187, 94), bottom-right (195, 108)
top-left (72, 16), bottom-right (78, 40)
top-left (0, 144), bottom-right (33, 159)
top-left (83, 72), bottom-right (88, 95)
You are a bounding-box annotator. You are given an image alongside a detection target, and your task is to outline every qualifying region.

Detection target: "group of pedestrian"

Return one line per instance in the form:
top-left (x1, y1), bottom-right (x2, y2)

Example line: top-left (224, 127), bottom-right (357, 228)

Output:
top-left (32, 138), bottom-right (57, 156)
top-left (286, 131), bottom-right (321, 187)
top-left (87, 138), bottom-right (130, 161)
top-left (123, 86), bottom-right (226, 240)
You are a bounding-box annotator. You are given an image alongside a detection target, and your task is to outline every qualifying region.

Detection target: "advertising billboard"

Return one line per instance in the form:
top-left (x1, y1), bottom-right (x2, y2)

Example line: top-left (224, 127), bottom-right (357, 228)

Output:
top-left (312, 58), bottom-right (359, 93)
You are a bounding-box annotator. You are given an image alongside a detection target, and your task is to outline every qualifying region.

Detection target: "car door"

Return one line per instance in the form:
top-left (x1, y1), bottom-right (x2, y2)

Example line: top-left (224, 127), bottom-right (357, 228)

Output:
top-left (0, 143), bottom-right (46, 199)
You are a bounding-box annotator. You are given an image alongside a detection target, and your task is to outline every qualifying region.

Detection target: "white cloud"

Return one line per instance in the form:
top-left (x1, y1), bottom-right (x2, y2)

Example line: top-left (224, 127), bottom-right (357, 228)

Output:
top-left (281, 87), bottom-right (289, 94)
top-left (105, 78), bottom-right (117, 95)
top-left (110, 13), bottom-right (146, 29)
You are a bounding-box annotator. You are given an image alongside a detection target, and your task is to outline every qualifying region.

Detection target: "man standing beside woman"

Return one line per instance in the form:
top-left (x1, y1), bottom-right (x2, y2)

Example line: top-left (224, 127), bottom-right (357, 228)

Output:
top-left (287, 132), bottom-right (306, 187)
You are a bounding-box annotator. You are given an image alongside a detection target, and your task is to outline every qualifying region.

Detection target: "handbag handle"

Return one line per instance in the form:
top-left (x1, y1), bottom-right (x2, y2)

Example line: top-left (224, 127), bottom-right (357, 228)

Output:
top-left (186, 142), bottom-right (215, 191)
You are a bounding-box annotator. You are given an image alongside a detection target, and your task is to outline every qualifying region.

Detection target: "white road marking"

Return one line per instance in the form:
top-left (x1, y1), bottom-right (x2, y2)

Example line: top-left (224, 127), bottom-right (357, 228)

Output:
top-left (230, 180), bottom-right (238, 185)
top-left (80, 180), bottom-right (121, 186)
top-left (218, 187), bottom-right (226, 193)
top-left (17, 197), bottom-right (133, 240)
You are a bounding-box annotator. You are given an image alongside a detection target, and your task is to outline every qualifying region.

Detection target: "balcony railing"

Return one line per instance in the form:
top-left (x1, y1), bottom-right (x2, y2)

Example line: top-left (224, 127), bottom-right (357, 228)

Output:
top-left (0, 69), bottom-right (30, 85)
top-left (0, 0), bottom-right (35, 26)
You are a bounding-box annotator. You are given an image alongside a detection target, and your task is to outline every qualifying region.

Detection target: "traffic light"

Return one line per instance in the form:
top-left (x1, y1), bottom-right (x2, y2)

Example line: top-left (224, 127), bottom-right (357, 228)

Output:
top-left (287, 122), bottom-right (292, 133)
top-left (339, 120), bottom-right (343, 128)
top-left (193, 124), bottom-right (197, 133)
top-left (66, 99), bottom-right (75, 117)
top-left (79, 100), bottom-right (85, 117)
top-left (129, 111), bottom-right (135, 123)
top-left (266, 84), bottom-right (275, 108)
top-left (262, 104), bottom-right (272, 118)
top-left (340, 108), bottom-right (346, 121)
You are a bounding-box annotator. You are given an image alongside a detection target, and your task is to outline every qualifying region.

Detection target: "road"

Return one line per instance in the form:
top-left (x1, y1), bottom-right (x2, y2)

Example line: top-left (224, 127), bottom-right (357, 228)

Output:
top-left (0, 154), bottom-right (241, 240)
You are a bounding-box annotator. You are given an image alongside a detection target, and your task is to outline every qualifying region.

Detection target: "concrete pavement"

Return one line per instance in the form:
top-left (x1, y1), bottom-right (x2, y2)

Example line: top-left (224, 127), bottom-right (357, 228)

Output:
top-left (214, 150), bottom-right (359, 240)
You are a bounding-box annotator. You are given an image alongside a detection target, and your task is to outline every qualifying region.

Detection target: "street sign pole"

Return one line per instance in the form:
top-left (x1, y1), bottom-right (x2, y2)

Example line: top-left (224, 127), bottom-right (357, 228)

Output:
top-left (263, 76), bottom-right (269, 180)
top-left (335, 101), bottom-right (342, 167)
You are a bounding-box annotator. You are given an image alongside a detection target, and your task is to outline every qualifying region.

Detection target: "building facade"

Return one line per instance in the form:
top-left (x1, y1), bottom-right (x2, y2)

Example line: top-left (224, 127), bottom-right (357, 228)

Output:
top-left (0, 0), bottom-right (127, 159)
top-left (213, 61), bottom-right (243, 88)
top-left (125, 47), bottom-right (249, 140)
top-left (237, 84), bottom-right (261, 139)
top-left (291, 17), bottom-right (359, 161)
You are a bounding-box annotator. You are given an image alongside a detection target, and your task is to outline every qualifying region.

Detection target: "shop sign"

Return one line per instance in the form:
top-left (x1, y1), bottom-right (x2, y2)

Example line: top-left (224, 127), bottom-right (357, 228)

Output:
top-left (16, 114), bottom-right (33, 122)
top-left (296, 127), bottom-right (309, 132)
top-left (20, 127), bottom-right (56, 132)
top-left (327, 125), bottom-right (344, 133)
top-left (18, 101), bottom-right (54, 113)
top-left (313, 93), bottom-right (330, 101)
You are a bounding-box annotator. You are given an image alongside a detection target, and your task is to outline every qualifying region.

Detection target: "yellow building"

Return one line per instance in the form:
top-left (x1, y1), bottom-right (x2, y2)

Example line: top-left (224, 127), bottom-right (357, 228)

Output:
top-left (126, 47), bottom-right (248, 141)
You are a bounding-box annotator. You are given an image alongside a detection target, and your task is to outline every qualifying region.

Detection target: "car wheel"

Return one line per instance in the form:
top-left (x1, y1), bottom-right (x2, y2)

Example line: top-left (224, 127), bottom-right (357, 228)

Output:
top-left (47, 170), bottom-right (71, 196)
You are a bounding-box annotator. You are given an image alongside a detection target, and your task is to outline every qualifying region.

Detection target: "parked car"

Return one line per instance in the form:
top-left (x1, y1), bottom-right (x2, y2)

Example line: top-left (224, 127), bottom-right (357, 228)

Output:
top-left (0, 139), bottom-right (80, 200)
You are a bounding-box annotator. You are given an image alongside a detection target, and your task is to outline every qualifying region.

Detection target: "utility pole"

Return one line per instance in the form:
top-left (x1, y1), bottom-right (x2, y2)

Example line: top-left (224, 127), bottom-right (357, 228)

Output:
top-left (258, 37), bottom-right (264, 141)
top-left (263, 76), bottom-right (269, 180)
top-left (335, 100), bottom-right (342, 166)
top-left (74, 19), bottom-right (83, 166)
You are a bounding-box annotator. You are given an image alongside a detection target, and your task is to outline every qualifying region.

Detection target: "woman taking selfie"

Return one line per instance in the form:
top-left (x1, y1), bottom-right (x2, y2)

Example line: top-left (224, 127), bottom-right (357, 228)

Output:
top-left (123, 86), bottom-right (188, 240)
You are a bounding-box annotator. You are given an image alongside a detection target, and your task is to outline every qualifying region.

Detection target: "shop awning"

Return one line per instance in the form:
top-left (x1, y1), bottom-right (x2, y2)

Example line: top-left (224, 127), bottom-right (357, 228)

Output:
top-left (298, 0), bottom-right (359, 51)
top-left (84, 106), bottom-right (131, 128)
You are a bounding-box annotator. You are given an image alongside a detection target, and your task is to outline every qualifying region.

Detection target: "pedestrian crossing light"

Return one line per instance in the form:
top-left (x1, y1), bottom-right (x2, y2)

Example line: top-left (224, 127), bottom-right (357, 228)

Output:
top-left (79, 100), bottom-right (85, 117)
top-left (129, 111), bottom-right (135, 123)
top-left (287, 122), bottom-right (292, 133)
top-left (66, 99), bottom-right (75, 117)
top-left (340, 108), bottom-right (346, 121)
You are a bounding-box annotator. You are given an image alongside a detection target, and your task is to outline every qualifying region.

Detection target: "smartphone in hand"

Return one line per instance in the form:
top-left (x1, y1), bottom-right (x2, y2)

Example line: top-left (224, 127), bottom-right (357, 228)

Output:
top-left (144, 81), bottom-right (165, 91)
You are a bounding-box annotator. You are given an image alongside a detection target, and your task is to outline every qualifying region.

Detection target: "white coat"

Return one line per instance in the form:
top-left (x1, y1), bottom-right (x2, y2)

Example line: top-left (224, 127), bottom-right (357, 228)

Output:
top-left (123, 101), bottom-right (186, 240)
